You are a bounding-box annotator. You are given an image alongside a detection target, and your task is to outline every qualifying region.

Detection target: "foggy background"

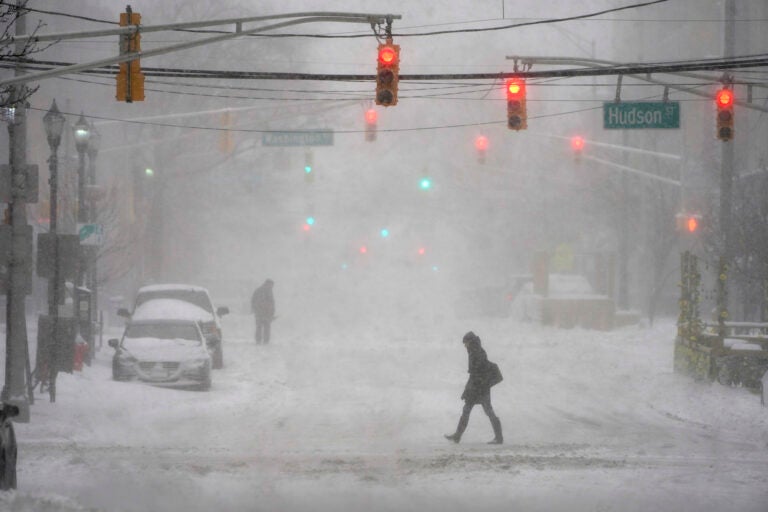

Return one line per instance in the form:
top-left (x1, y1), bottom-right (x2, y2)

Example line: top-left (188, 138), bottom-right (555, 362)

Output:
top-left (3, 0), bottom-right (767, 327)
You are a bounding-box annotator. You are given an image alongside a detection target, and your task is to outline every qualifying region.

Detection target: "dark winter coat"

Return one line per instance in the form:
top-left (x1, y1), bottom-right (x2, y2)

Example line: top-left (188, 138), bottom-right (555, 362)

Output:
top-left (461, 340), bottom-right (499, 404)
top-left (251, 281), bottom-right (275, 321)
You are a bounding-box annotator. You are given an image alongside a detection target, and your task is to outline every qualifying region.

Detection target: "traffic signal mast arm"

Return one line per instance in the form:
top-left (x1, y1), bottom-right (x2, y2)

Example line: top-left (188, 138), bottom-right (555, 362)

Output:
top-left (584, 154), bottom-right (681, 187)
top-left (0, 12), bottom-right (403, 89)
top-left (506, 55), bottom-right (768, 115)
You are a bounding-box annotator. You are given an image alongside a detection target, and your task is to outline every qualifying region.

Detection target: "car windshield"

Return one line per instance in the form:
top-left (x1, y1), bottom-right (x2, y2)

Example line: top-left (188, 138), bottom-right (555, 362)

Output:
top-left (125, 323), bottom-right (201, 342)
top-left (135, 289), bottom-right (213, 313)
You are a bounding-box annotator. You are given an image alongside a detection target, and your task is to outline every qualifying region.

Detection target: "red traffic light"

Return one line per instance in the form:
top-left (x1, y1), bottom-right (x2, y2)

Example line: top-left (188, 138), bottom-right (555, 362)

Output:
top-left (365, 109), bottom-right (377, 124)
top-left (716, 88), bottom-right (734, 108)
top-left (474, 135), bottom-right (489, 152)
top-left (378, 46), bottom-right (398, 66)
top-left (375, 42), bottom-right (400, 107)
top-left (715, 88), bottom-right (734, 141)
top-left (570, 136), bottom-right (585, 151)
top-left (676, 212), bottom-right (702, 233)
top-left (505, 78), bottom-right (527, 130)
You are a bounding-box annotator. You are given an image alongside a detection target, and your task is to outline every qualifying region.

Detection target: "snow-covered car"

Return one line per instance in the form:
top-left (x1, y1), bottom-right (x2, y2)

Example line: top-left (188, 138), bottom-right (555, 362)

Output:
top-left (118, 284), bottom-right (229, 369)
top-left (108, 318), bottom-right (212, 391)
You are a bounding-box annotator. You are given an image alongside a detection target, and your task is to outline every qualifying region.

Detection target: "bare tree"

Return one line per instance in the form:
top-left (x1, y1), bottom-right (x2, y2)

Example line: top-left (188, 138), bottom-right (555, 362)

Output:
top-left (0, 1), bottom-right (52, 109)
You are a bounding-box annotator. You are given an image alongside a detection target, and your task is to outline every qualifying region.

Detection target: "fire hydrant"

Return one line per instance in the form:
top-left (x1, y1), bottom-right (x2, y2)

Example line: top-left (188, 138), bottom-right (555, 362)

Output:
top-left (73, 337), bottom-right (88, 372)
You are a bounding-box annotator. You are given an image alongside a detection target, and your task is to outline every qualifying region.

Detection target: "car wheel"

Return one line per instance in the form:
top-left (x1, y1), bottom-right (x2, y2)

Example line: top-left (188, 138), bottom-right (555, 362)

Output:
top-left (198, 367), bottom-right (212, 392)
top-left (212, 344), bottom-right (223, 370)
top-left (0, 419), bottom-right (17, 490)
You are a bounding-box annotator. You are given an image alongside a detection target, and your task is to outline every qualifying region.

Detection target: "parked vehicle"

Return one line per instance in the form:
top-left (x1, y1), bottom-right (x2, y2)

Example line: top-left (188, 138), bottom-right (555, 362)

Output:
top-left (108, 318), bottom-right (212, 391)
top-left (118, 284), bottom-right (229, 369)
top-left (0, 403), bottom-right (19, 490)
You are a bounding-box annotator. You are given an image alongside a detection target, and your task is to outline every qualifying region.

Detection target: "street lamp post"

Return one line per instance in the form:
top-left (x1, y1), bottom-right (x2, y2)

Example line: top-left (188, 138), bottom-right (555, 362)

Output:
top-left (72, 113), bottom-right (91, 361)
top-left (43, 99), bottom-right (65, 403)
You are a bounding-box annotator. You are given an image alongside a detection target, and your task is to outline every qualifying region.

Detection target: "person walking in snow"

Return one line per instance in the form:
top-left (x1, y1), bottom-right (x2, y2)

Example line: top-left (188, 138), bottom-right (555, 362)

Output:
top-left (445, 331), bottom-right (504, 444)
top-left (251, 279), bottom-right (275, 344)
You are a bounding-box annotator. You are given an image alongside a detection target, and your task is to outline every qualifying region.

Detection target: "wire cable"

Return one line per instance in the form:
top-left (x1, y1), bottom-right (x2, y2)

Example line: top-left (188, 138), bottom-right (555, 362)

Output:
top-left (2, 0), bottom-right (670, 40)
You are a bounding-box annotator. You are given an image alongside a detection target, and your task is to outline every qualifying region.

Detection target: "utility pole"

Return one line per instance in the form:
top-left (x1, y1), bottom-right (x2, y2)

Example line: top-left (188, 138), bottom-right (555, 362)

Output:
top-left (617, 131), bottom-right (630, 311)
top-left (717, 0), bottom-right (736, 331)
top-left (2, 0), bottom-right (31, 422)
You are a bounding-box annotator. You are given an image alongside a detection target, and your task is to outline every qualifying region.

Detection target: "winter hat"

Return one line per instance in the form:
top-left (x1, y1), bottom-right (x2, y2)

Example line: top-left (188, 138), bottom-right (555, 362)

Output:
top-left (463, 331), bottom-right (480, 344)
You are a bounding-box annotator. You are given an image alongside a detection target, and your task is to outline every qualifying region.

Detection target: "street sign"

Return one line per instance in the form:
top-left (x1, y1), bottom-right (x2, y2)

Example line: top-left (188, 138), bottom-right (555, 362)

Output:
top-left (603, 102), bottom-right (680, 129)
top-left (78, 223), bottom-right (103, 246)
top-left (262, 130), bottom-right (334, 147)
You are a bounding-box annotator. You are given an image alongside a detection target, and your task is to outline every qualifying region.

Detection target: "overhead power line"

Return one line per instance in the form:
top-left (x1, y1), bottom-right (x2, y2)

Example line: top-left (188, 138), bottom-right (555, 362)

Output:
top-left (2, 0), bottom-right (669, 41)
top-left (5, 53), bottom-right (768, 82)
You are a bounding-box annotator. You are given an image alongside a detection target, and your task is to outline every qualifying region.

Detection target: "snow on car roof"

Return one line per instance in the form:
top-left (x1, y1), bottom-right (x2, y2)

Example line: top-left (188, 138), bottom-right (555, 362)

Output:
top-left (131, 298), bottom-right (213, 321)
top-left (138, 284), bottom-right (209, 293)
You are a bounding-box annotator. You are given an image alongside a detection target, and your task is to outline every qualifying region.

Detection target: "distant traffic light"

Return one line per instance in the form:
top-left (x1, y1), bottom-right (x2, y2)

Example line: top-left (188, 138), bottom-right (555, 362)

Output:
top-left (715, 87), bottom-right (734, 141)
top-left (570, 135), bottom-right (585, 162)
top-left (380, 228), bottom-right (390, 238)
top-left (419, 177), bottom-right (432, 190)
top-left (365, 108), bottom-right (377, 141)
top-left (219, 111), bottom-right (233, 153)
top-left (676, 212), bottom-right (702, 234)
top-left (475, 135), bottom-right (489, 164)
top-left (116, 6), bottom-right (144, 102)
top-left (506, 78), bottom-right (527, 130)
top-left (304, 152), bottom-right (314, 183)
top-left (687, 216), bottom-right (698, 233)
top-left (375, 41), bottom-right (400, 107)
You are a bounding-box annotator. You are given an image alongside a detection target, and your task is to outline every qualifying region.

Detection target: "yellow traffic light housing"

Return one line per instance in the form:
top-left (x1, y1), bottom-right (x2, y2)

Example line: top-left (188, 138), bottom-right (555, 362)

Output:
top-left (375, 41), bottom-right (400, 107)
top-left (116, 7), bottom-right (145, 102)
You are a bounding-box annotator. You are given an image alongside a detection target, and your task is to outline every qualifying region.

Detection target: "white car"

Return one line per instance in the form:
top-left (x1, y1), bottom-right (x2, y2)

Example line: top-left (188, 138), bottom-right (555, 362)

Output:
top-left (108, 318), bottom-right (212, 391)
top-left (119, 284), bottom-right (229, 369)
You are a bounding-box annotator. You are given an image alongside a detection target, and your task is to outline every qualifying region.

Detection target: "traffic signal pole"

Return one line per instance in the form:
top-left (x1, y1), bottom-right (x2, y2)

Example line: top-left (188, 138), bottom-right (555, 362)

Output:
top-left (2, 1), bottom-right (32, 422)
top-left (717, 0), bottom-right (736, 330)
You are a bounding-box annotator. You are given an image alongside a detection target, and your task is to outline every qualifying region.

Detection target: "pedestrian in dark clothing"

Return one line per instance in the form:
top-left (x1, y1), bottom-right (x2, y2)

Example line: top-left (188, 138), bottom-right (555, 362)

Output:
top-left (251, 279), bottom-right (275, 344)
top-left (445, 331), bottom-right (503, 444)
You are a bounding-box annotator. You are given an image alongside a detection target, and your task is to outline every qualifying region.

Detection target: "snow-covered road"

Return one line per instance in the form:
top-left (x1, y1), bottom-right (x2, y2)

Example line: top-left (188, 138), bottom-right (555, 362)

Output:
top-left (2, 313), bottom-right (768, 512)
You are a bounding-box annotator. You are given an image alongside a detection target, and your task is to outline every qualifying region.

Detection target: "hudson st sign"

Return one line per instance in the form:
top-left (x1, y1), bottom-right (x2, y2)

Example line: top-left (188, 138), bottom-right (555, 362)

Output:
top-left (603, 102), bottom-right (680, 129)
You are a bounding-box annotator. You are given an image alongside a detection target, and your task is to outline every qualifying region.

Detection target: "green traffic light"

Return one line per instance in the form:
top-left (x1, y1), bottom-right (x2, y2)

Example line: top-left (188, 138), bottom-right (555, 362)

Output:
top-left (145, 168), bottom-right (154, 177)
top-left (420, 178), bottom-right (432, 190)
top-left (305, 166), bottom-right (312, 174)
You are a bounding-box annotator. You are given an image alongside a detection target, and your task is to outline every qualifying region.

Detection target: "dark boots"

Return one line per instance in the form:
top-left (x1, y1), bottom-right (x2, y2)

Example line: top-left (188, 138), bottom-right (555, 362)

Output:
top-left (487, 416), bottom-right (503, 445)
top-left (445, 416), bottom-right (503, 444)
